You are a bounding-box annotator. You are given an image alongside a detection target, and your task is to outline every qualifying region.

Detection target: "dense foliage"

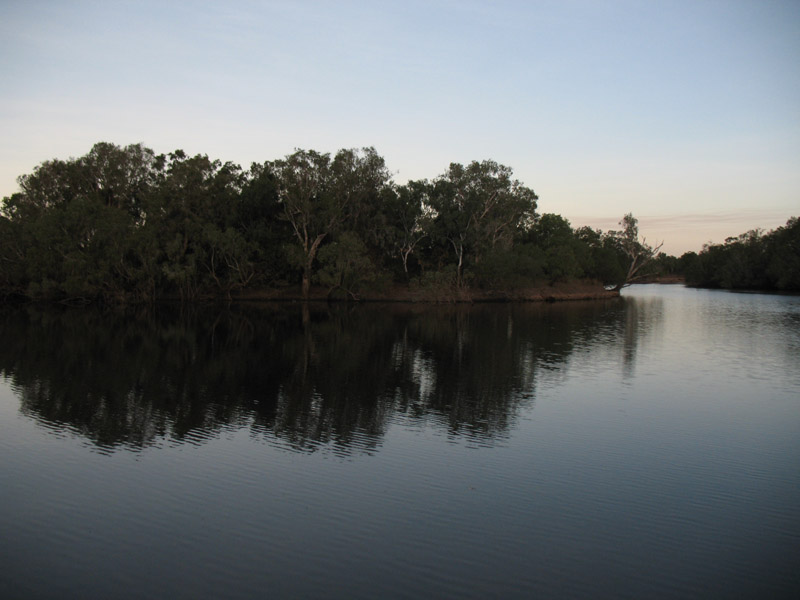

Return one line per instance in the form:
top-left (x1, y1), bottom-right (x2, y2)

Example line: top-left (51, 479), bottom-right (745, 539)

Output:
top-left (1, 142), bottom-right (660, 302)
top-left (680, 218), bottom-right (800, 291)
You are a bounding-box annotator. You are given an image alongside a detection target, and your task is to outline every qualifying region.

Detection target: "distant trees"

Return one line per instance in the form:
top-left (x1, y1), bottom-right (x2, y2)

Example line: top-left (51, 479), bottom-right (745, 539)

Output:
top-left (680, 217), bottom-right (800, 291)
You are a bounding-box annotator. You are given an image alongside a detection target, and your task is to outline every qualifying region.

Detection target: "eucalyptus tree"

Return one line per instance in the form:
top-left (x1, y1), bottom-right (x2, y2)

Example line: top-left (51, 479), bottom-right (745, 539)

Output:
top-left (575, 225), bottom-right (626, 285)
top-left (375, 180), bottom-right (430, 279)
top-left (273, 147), bottom-right (390, 299)
top-left (608, 213), bottom-right (663, 290)
top-left (13, 142), bottom-right (163, 219)
top-left (0, 207), bottom-right (26, 296)
top-left (80, 142), bottom-right (164, 222)
top-left (2, 142), bottom-right (164, 300)
top-left (766, 217), bottom-right (800, 290)
top-left (316, 231), bottom-right (380, 299)
top-left (271, 149), bottom-right (330, 298)
top-left (683, 217), bottom-right (799, 291)
top-left (148, 150), bottom-right (251, 300)
top-left (238, 161), bottom-right (291, 284)
top-left (528, 213), bottom-right (587, 282)
top-left (424, 160), bottom-right (537, 287)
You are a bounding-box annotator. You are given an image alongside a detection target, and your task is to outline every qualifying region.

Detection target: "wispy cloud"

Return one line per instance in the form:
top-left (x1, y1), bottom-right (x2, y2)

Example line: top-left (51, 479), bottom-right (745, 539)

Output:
top-left (566, 209), bottom-right (796, 254)
top-left (570, 209), bottom-right (794, 231)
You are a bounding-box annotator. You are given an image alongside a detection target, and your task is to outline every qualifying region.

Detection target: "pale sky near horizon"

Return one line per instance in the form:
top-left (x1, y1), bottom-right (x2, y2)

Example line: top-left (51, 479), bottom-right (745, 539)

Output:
top-left (1, 0), bottom-right (798, 255)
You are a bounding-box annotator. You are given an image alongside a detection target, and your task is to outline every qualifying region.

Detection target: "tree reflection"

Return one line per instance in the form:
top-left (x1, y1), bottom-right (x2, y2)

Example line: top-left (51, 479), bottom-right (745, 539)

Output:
top-left (619, 294), bottom-right (665, 379)
top-left (0, 298), bottom-right (640, 454)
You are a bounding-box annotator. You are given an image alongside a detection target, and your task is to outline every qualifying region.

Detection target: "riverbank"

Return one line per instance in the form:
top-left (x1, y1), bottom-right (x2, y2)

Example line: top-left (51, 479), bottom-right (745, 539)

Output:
top-left (234, 280), bottom-right (620, 303)
top-left (0, 280), bottom-right (620, 305)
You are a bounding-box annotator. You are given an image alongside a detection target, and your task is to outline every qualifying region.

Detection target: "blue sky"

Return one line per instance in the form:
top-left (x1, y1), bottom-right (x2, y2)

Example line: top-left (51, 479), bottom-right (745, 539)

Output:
top-left (2, 0), bottom-right (798, 254)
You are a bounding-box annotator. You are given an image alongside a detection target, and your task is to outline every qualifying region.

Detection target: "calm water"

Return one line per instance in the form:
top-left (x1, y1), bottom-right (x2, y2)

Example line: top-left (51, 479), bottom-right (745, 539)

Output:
top-left (1, 285), bottom-right (798, 599)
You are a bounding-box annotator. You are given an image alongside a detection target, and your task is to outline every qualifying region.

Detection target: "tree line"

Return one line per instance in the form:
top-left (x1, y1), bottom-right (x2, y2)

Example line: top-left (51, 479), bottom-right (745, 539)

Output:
top-left (0, 142), bottom-right (662, 302)
top-left (674, 218), bottom-right (800, 291)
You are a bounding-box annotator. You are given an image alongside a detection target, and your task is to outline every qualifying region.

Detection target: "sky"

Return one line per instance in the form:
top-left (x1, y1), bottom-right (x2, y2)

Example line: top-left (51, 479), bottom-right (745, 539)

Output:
top-left (1, 0), bottom-right (798, 255)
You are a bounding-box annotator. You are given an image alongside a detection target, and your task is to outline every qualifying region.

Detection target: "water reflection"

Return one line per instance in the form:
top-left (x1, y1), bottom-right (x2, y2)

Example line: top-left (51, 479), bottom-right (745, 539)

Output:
top-left (620, 294), bottom-right (665, 378)
top-left (0, 299), bottom-right (646, 453)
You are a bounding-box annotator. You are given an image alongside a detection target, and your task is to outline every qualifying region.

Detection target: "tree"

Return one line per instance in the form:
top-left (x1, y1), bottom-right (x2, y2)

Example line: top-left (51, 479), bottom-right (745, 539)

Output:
top-left (683, 217), bottom-right (799, 291)
top-left (376, 180), bottom-right (429, 279)
top-left (529, 213), bottom-right (587, 282)
top-left (1, 143), bottom-right (166, 301)
top-left (80, 142), bottom-right (164, 221)
top-left (316, 231), bottom-right (380, 299)
top-left (575, 225), bottom-right (625, 285)
top-left (424, 160), bottom-right (537, 287)
top-left (238, 162), bottom-right (291, 284)
top-left (0, 199), bottom-right (32, 297)
top-left (608, 213), bottom-right (663, 290)
top-left (766, 217), bottom-right (800, 290)
top-left (273, 147), bottom-right (390, 299)
top-left (147, 151), bottom-right (248, 300)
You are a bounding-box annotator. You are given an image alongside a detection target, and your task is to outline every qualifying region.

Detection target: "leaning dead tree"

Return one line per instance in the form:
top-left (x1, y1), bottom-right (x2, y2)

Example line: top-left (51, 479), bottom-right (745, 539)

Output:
top-left (611, 213), bottom-right (663, 291)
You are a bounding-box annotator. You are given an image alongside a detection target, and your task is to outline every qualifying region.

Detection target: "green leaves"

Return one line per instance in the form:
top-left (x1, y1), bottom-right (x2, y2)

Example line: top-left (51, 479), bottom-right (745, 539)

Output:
top-left (272, 147), bottom-right (391, 298)
top-left (317, 232), bottom-right (380, 299)
top-left (424, 160), bottom-right (538, 286)
top-left (1, 141), bottom-right (711, 301)
top-left (685, 217), bottom-right (800, 291)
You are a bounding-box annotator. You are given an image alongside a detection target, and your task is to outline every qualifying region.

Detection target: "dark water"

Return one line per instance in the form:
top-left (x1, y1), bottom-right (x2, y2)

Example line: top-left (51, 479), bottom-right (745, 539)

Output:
top-left (1, 285), bottom-right (798, 599)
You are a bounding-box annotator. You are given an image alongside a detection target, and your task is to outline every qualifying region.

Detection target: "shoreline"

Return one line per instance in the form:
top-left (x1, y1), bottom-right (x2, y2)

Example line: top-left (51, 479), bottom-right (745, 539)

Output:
top-left (233, 281), bottom-right (620, 303)
top-left (1, 281), bottom-right (622, 306)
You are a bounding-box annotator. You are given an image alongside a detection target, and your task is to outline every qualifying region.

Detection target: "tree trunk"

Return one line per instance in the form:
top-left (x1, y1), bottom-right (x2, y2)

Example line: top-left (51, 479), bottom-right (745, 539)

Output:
top-left (301, 268), bottom-right (311, 299)
top-left (301, 233), bottom-right (327, 300)
top-left (456, 246), bottom-right (464, 287)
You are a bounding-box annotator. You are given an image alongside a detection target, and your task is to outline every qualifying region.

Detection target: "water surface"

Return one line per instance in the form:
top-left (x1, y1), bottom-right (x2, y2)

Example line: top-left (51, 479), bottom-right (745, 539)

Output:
top-left (1, 285), bottom-right (798, 598)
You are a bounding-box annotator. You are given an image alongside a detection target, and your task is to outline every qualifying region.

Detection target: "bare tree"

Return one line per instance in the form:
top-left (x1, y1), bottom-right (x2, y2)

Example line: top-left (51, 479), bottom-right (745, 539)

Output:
top-left (610, 213), bottom-right (663, 291)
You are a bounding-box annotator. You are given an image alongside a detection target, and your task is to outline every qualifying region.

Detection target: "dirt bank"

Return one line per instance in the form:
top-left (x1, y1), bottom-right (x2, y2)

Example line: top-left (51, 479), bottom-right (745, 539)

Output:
top-left (234, 280), bottom-right (620, 303)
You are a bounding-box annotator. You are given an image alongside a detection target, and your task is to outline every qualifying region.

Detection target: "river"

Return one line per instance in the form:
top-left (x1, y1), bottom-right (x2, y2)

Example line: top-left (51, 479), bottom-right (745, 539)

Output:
top-left (0, 285), bottom-right (798, 598)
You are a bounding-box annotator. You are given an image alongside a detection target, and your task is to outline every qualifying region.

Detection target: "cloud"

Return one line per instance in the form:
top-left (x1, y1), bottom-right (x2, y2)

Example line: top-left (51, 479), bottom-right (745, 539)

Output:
top-left (564, 208), bottom-right (797, 255)
top-left (570, 208), bottom-right (794, 231)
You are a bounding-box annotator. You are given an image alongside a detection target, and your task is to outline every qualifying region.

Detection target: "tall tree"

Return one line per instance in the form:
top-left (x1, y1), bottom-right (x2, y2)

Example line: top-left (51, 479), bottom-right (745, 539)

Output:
top-left (575, 225), bottom-right (626, 285)
top-left (425, 160), bottom-right (537, 287)
top-left (238, 162), bottom-right (291, 284)
top-left (529, 214), bottom-right (586, 282)
top-left (81, 142), bottom-right (164, 221)
top-left (148, 151), bottom-right (248, 300)
top-left (376, 180), bottom-right (429, 279)
top-left (2, 143), bottom-right (165, 300)
top-left (273, 147), bottom-right (390, 299)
